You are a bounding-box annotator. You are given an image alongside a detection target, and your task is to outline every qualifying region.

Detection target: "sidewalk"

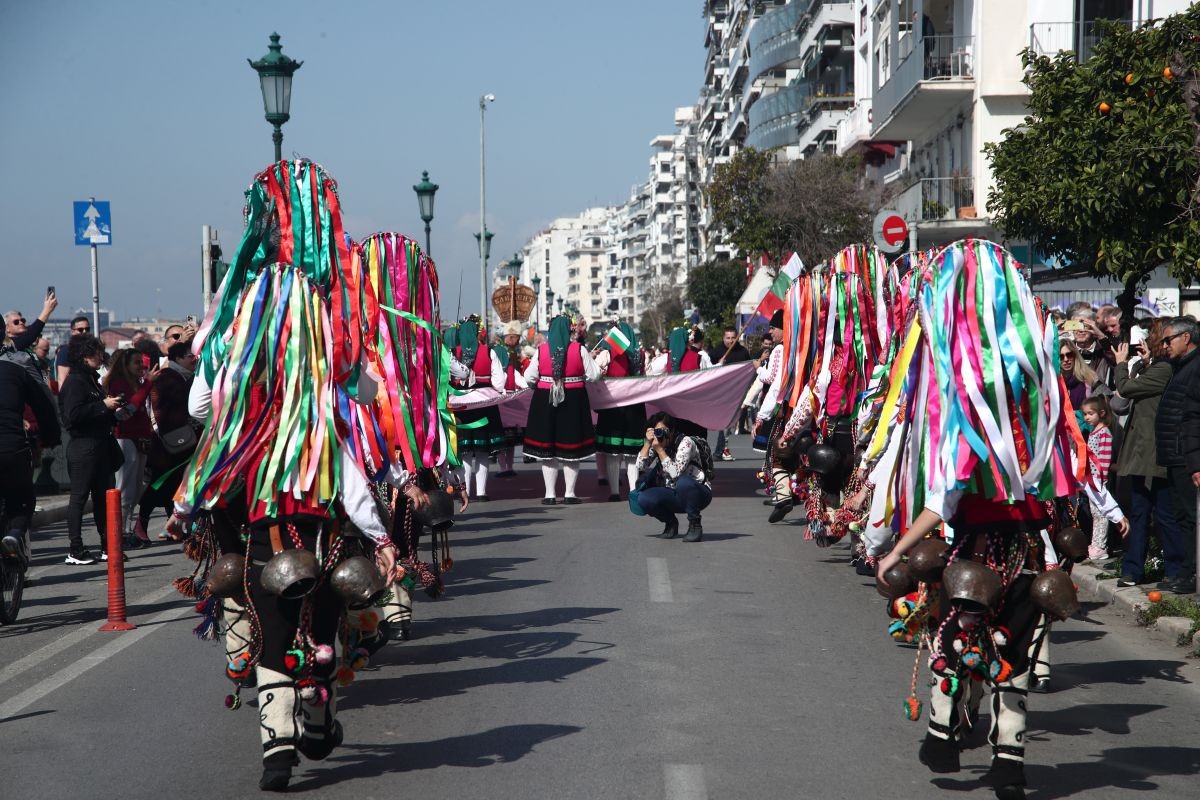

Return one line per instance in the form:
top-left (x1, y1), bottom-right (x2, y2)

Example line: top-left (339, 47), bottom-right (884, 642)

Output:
top-left (32, 493), bottom-right (83, 528)
top-left (1073, 561), bottom-right (1200, 647)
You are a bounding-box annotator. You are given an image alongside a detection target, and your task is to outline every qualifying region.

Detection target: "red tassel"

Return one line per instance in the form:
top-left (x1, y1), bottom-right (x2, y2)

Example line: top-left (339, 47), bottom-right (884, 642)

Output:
top-left (183, 535), bottom-right (204, 561)
top-left (173, 576), bottom-right (198, 598)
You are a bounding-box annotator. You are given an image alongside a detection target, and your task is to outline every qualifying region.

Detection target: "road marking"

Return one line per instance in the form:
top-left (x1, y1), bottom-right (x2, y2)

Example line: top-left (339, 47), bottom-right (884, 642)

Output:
top-left (647, 557), bottom-right (673, 603)
top-left (0, 599), bottom-right (190, 721)
top-left (664, 764), bottom-right (708, 800)
top-left (0, 584), bottom-right (178, 690)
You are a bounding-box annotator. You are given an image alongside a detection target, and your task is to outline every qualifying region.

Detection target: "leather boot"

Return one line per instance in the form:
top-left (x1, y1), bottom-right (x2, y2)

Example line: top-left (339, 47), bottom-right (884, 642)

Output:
top-left (659, 518), bottom-right (679, 539)
top-left (682, 519), bottom-right (703, 542)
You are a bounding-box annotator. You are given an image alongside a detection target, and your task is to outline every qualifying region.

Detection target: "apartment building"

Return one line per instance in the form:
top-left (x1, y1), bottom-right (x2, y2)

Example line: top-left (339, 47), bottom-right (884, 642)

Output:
top-left (837, 0), bottom-right (1189, 252)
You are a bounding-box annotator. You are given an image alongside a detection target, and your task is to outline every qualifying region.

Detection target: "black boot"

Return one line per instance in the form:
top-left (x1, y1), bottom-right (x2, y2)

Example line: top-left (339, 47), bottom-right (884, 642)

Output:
top-left (658, 518), bottom-right (679, 539)
top-left (768, 499), bottom-right (793, 524)
top-left (399, 619), bottom-right (412, 641)
top-left (918, 734), bottom-right (961, 774)
top-left (982, 757), bottom-right (1025, 797)
top-left (298, 719), bottom-right (344, 761)
top-left (259, 750), bottom-right (299, 791)
top-left (682, 518), bottom-right (703, 542)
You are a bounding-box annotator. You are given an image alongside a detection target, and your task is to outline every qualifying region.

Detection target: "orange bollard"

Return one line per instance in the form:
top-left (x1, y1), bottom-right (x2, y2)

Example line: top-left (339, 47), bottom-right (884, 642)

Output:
top-left (99, 488), bottom-right (136, 632)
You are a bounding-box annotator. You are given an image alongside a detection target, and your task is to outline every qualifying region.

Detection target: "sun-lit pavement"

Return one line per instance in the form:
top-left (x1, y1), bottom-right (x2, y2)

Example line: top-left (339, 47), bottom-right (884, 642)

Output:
top-left (3, 437), bottom-right (1199, 799)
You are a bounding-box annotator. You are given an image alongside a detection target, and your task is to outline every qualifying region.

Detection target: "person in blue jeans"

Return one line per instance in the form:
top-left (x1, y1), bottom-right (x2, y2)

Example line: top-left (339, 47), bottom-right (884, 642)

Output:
top-left (634, 412), bottom-right (712, 542)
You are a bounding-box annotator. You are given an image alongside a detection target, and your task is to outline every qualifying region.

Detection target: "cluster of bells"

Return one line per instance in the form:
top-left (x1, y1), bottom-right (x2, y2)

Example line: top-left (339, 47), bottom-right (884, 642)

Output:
top-left (875, 525), bottom-right (1086, 623)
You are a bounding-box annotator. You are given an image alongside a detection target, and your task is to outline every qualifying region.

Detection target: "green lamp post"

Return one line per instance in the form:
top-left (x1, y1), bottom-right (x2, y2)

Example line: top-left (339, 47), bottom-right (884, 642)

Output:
top-left (474, 228), bottom-right (494, 262)
top-left (531, 272), bottom-right (542, 330)
top-left (413, 171), bottom-right (439, 255)
top-left (248, 33), bottom-right (303, 162)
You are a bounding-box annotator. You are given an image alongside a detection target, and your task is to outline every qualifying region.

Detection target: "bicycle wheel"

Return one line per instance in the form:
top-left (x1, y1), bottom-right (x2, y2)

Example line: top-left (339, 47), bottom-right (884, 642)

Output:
top-left (0, 553), bottom-right (23, 624)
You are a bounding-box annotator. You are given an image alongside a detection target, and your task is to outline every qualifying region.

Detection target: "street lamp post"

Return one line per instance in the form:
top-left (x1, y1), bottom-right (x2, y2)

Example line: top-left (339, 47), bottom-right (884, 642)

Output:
top-left (248, 33), bottom-right (303, 162)
top-left (531, 273), bottom-right (542, 331)
top-left (479, 93), bottom-right (495, 327)
top-left (474, 228), bottom-right (494, 263)
top-left (413, 171), bottom-right (439, 255)
top-left (546, 287), bottom-right (555, 322)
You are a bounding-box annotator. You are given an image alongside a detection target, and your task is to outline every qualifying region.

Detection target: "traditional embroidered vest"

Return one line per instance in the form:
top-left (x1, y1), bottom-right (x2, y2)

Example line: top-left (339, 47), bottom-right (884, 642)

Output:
top-left (669, 348), bottom-right (700, 374)
top-left (606, 351), bottom-right (632, 377)
top-left (537, 342), bottom-right (585, 389)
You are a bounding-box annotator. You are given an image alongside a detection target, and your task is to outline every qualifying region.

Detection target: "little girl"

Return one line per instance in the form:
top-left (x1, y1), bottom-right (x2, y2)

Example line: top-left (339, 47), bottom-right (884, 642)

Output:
top-left (1081, 395), bottom-right (1128, 561)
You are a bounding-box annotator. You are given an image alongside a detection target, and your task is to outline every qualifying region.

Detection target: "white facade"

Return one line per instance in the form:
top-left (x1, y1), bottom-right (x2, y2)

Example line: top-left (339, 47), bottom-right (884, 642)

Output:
top-left (842, 0), bottom-right (1189, 250)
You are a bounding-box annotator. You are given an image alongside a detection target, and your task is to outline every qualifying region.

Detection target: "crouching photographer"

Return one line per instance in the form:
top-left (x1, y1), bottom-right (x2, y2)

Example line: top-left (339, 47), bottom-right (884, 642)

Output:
top-left (631, 412), bottom-right (714, 542)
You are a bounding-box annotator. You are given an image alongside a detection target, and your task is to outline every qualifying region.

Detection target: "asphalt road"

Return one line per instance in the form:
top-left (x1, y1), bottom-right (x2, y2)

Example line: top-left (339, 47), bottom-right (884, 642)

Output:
top-left (3, 437), bottom-right (1199, 799)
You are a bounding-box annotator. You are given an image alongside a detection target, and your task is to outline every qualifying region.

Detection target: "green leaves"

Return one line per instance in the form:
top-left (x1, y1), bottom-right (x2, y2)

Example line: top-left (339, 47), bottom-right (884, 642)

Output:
top-left (687, 259), bottom-right (747, 326)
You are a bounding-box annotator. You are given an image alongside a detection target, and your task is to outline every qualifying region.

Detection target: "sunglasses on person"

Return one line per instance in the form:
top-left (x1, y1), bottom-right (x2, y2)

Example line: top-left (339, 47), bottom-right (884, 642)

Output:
top-left (1058, 351), bottom-right (1074, 359)
top-left (1162, 332), bottom-right (1188, 346)
top-left (73, 326), bottom-right (90, 334)
top-left (9, 317), bottom-right (26, 325)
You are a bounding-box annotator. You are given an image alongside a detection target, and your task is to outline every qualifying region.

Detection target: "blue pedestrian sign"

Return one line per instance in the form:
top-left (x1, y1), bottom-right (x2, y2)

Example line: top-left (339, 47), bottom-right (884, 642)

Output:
top-left (74, 200), bottom-right (111, 246)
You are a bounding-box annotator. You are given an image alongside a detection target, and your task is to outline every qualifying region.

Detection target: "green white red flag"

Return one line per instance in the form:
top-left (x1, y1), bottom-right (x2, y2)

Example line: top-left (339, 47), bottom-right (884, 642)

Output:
top-left (600, 325), bottom-right (631, 355)
top-left (751, 252), bottom-right (805, 320)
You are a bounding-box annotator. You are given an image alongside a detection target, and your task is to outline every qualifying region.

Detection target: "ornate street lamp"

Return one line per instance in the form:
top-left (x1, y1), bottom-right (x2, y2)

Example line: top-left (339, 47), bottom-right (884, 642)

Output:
top-left (248, 33), bottom-right (303, 162)
top-left (531, 273), bottom-right (542, 330)
top-left (474, 228), bottom-right (494, 262)
top-left (413, 171), bottom-right (439, 255)
top-left (546, 287), bottom-right (555, 321)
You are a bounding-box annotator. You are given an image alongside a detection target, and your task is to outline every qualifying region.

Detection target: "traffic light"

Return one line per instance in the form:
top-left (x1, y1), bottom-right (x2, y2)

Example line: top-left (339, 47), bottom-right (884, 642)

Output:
top-left (210, 242), bottom-right (230, 288)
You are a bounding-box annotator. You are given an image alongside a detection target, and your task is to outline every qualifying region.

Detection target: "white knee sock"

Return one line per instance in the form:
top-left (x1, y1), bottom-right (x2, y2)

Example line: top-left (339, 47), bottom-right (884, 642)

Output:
top-left (541, 463), bottom-right (559, 499)
top-left (605, 455), bottom-right (620, 491)
top-left (563, 463), bottom-right (581, 498)
top-left (462, 454), bottom-right (476, 496)
top-left (475, 460), bottom-right (489, 497)
top-left (596, 452), bottom-right (607, 479)
top-left (499, 448), bottom-right (513, 472)
top-left (625, 458), bottom-right (638, 491)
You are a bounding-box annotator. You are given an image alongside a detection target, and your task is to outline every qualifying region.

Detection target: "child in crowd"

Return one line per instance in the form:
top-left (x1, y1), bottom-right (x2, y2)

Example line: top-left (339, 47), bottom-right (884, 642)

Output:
top-left (1081, 395), bottom-right (1126, 561)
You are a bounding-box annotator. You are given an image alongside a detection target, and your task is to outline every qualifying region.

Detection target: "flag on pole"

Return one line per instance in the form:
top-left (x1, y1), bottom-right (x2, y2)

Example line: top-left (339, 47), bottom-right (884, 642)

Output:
top-left (600, 324), bottom-right (632, 356)
top-left (750, 252), bottom-right (805, 320)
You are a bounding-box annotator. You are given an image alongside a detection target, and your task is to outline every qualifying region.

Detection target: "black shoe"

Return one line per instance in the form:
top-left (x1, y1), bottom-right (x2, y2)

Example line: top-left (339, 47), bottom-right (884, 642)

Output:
top-left (659, 518), bottom-right (679, 539)
top-left (65, 548), bottom-right (97, 565)
top-left (541, 498), bottom-right (557, 506)
top-left (259, 751), bottom-right (299, 791)
top-left (682, 520), bottom-right (703, 542)
top-left (918, 734), bottom-right (960, 774)
top-left (1116, 576), bottom-right (1140, 587)
top-left (994, 787), bottom-right (1026, 800)
top-left (123, 535), bottom-right (147, 551)
top-left (855, 560), bottom-right (874, 576)
top-left (298, 720), bottom-right (343, 761)
top-left (496, 470), bottom-right (517, 478)
top-left (768, 499), bottom-right (794, 524)
top-left (399, 619), bottom-right (412, 641)
top-left (762, 498), bottom-right (776, 506)
top-left (1031, 676), bottom-right (1050, 693)
top-left (476, 495), bottom-right (490, 502)
top-left (982, 758), bottom-right (1026, 793)
top-left (562, 497), bottom-right (582, 505)
top-left (1168, 575), bottom-right (1197, 594)
top-left (608, 494), bottom-right (621, 502)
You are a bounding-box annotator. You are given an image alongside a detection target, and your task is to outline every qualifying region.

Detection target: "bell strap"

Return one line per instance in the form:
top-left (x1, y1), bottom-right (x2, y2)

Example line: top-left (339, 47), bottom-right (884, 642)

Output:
top-left (269, 524), bottom-right (285, 555)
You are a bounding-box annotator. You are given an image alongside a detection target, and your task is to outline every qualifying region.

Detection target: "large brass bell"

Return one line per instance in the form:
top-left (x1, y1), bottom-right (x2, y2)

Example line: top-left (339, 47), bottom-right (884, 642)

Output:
top-left (1053, 526), bottom-right (1088, 563)
top-left (412, 488), bottom-right (455, 531)
top-left (875, 561), bottom-right (916, 599)
top-left (1030, 569), bottom-right (1080, 621)
top-left (260, 548), bottom-right (320, 599)
top-left (907, 537), bottom-right (949, 583)
top-left (942, 560), bottom-right (1003, 613)
top-left (206, 553), bottom-right (245, 599)
top-left (330, 555), bottom-right (386, 607)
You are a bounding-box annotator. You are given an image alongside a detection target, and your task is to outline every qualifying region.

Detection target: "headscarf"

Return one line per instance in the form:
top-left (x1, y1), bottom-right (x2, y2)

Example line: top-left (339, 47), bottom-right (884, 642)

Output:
top-left (443, 323), bottom-right (459, 353)
top-left (667, 327), bottom-right (689, 373)
top-left (547, 314), bottom-right (572, 406)
top-left (457, 317), bottom-right (481, 364)
top-left (599, 320), bottom-right (642, 375)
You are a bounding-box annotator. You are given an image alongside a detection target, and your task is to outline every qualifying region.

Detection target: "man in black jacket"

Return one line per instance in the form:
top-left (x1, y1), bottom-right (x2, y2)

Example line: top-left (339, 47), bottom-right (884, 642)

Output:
top-left (707, 326), bottom-right (751, 461)
top-left (1155, 317), bottom-right (1200, 594)
top-left (4, 291), bottom-right (58, 353)
top-left (1, 317), bottom-right (62, 565)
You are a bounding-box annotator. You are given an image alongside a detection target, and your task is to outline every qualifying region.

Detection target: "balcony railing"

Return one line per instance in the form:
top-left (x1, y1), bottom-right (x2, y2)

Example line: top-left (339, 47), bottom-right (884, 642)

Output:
top-left (893, 177), bottom-right (977, 223)
top-left (747, 73), bottom-right (853, 150)
top-left (1028, 19), bottom-right (1131, 61)
top-left (748, 0), bottom-right (811, 84)
top-left (874, 34), bottom-right (973, 133)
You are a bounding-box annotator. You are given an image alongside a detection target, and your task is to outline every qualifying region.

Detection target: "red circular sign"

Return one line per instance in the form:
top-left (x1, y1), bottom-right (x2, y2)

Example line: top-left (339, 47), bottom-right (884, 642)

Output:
top-left (881, 215), bottom-right (908, 248)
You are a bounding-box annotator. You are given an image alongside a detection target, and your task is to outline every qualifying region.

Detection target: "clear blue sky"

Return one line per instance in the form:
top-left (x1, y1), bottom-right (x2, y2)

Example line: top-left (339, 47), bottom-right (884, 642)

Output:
top-left (0, 0), bottom-right (703, 322)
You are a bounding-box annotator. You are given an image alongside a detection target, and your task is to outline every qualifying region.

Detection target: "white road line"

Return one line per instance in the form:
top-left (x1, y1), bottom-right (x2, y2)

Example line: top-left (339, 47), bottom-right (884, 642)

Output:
top-left (664, 763), bottom-right (708, 800)
top-left (647, 557), bottom-right (673, 603)
top-left (0, 600), bottom-right (190, 721)
top-left (0, 584), bottom-right (178, 690)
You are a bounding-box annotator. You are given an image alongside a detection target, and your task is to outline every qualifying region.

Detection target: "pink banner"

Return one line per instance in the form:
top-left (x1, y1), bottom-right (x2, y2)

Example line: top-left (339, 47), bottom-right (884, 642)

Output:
top-left (449, 362), bottom-right (757, 430)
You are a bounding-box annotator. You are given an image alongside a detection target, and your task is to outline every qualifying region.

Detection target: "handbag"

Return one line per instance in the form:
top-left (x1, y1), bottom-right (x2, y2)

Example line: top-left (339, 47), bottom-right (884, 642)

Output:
top-left (628, 463), bottom-right (662, 517)
top-left (158, 424), bottom-right (197, 454)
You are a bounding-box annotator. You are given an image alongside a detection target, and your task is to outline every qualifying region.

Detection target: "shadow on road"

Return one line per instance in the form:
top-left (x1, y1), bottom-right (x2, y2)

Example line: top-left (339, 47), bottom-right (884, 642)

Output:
top-left (445, 556), bottom-right (550, 597)
top-left (341, 657), bottom-right (605, 708)
top-left (418, 606), bottom-right (620, 638)
top-left (1024, 745), bottom-right (1200, 799)
top-left (1053, 659), bottom-right (1192, 687)
top-left (1027, 702), bottom-right (1168, 738)
top-left (288, 723), bottom-right (582, 787)
top-left (445, 532), bottom-right (543, 547)
top-left (373, 631), bottom-right (582, 667)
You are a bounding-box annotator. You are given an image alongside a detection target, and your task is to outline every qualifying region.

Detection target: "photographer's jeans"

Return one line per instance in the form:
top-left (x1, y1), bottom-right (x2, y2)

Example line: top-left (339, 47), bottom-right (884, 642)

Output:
top-left (636, 475), bottom-right (712, 523)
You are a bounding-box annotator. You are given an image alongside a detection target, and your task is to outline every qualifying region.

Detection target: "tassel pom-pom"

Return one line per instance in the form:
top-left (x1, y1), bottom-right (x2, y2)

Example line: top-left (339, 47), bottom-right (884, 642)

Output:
top-left (962, 649), bottom-right (983, 670)
top-left (903, 696), bottom-right (922, 721)
top-left (298, 679), bottom-right (317, 702)
top-left (182, 536), bottom-right (204, 561)
top-left (939, 676), bottom-right (960, 697)
top-left (224, 693), bottom-right (241, 710)
top-left (316, 685), bottom-right (329, 705)
top-left (314, 644), bottom-right (334, 665)
top-left (284, 648), bottom-right (306, 675)
top-left (994, 659), bottom-right (1013, 683)
top-left (336, 666), bottom-right (355, 687)
top-left (173, 576), bottom-right (199, 599)
top-left (992, 627), bottom-right (1010, 647)
top-left (931, 656), bottom-right (948, 673)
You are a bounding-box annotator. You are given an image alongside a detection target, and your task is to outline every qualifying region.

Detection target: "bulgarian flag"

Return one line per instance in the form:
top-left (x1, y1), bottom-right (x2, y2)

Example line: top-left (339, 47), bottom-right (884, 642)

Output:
top-left (752, 252), bottom-right (805, 320)
top-left (600, 325), bottom-right (632, 355)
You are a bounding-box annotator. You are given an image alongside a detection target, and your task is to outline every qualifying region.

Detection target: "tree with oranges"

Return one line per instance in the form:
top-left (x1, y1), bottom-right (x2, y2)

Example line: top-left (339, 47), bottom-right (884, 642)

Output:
top-left (986, 8), bottom-right (1200, 325)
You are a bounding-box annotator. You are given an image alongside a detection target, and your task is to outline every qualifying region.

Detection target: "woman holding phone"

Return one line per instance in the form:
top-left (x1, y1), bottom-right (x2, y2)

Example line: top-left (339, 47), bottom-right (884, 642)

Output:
top-left (102, 348), bottom-right (161, 548)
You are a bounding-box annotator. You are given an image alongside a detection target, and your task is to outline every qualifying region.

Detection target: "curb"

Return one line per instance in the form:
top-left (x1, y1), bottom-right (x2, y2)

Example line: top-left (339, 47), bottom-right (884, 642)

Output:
top-left (31, 496), bottom-right (83, 529)
top-left (1073, 562), bottom-right (1200, 648)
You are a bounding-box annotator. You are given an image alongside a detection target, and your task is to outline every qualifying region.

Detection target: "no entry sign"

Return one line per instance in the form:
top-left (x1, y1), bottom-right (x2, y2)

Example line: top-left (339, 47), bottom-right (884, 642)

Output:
top-left (873, 210), bottom-right (908, 254)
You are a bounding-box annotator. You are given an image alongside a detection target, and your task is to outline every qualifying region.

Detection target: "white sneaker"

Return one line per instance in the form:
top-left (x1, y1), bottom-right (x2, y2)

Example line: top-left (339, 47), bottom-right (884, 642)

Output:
top-left (65, 549), bottom-right (98, 565)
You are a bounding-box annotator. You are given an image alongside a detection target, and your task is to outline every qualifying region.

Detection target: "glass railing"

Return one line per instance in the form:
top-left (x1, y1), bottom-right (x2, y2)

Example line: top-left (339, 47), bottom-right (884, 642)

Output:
top-left (1028, 19), bottom-right (1131, 61)
top-left (874, 34), bottom-right (973, 130)
top-left (747, 73), bottom-right (853, 149)
top-left (748, 0), bottom-right (812, 83)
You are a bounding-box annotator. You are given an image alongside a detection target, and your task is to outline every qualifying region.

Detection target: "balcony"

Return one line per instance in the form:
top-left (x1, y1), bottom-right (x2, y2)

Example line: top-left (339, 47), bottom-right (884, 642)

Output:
top-left (835, 101), bottom-right (872, 154)
top-left (747, 0), bottom-right (810, 84)
top-left (797, 1), bottom-right (854, 60)
top-left (1029, 20), bottom-right (1131, 61)
top-left (746, 74), bottom-right (853, 151)
top-left (893, 176), bottom-right (978, 226)
top-left (872, 35), bottom-right (974, 141)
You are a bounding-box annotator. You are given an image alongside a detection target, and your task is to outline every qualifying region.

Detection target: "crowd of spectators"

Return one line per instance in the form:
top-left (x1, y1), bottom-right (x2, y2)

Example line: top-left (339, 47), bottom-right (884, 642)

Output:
top-left (0, 293), bottom-right (199, 566)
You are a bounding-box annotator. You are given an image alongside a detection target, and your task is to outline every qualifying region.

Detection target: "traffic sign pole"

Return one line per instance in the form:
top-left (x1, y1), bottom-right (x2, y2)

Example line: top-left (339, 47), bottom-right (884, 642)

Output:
top-left (89, 197), bottom-right (100, 333)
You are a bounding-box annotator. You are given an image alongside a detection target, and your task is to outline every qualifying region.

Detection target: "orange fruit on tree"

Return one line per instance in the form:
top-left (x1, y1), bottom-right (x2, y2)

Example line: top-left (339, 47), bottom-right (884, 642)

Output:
top-left (1098, 101), bottom-right (1112, 114)
top-left (1163, 66), bottom-right (1174, 80)
top-left (1147, 590), bottom-right (1163, 603)
top-left (1125, 72), bottom-right (1134, 84)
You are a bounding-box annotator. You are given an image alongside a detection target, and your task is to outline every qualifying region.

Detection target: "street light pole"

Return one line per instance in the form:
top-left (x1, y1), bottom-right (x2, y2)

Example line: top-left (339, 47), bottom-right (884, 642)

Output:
top-left (479, 93), bottom-right (495, 329)
top-left (249, 33), bottom-right (302, 162)
top-left (413, 170), bottom-right (439, 255)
